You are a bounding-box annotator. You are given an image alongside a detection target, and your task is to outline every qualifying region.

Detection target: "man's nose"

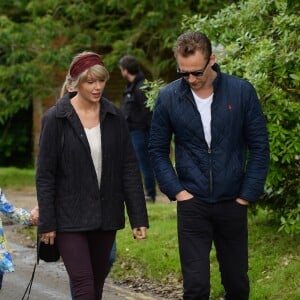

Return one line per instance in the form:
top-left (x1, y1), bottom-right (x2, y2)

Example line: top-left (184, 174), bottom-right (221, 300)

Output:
top-left (187, 74), bottom-right (197, 82)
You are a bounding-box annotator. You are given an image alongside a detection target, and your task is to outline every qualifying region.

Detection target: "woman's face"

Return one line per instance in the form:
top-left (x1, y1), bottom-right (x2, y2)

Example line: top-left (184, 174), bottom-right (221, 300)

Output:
top-left (76, 73), bottom-right (106, 103)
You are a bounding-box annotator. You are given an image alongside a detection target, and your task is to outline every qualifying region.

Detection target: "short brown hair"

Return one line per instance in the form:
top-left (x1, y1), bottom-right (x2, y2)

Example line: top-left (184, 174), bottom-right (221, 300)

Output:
top-left (173, 32), bottom-right (212, 60)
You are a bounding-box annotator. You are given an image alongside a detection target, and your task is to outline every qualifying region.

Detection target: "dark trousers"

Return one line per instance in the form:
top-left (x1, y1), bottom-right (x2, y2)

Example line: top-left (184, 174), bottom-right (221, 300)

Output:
top-left (130, 129), bottom-right (156, 200)
top-left (177, 198), bottom-right (249, 300)
top-left (56, 230), bottom-right (116, 300)
top-left (69, 240), bottom-right (117, 299)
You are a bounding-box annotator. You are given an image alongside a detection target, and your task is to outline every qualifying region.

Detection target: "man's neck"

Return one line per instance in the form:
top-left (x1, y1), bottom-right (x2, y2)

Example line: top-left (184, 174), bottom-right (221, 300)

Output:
top-left (127, 73), bottom-right (136, 83)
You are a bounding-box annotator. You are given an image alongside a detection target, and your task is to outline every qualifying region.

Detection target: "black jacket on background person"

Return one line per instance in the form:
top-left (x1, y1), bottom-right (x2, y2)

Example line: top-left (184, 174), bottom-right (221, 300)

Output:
top-left (36, 92), bottom-right (149, 234)
top-left (120, 71), bottom-right (152, 131)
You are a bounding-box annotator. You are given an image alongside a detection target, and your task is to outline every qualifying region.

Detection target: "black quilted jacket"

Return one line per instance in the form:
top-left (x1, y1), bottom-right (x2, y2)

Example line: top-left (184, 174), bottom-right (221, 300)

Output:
top-left (36, 93), bottom-right (149, 234)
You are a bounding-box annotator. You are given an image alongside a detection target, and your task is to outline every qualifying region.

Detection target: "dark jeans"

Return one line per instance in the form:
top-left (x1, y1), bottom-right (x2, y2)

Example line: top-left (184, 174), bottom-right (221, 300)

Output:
top-left (130, 130), bottom-right (156, 200)
top-left (56, 230), bottom-right (116, 300)
top-left (177, 198), bottom-right (249, 300)
top-left (107, 240), bottom-right (117, 275)
top-left (70, 240), bottom-right (117, 299)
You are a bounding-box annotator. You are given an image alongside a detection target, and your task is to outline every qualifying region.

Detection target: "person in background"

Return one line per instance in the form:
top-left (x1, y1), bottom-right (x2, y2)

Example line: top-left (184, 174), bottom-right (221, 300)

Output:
top-left (119, 55), bottom-right (156, 203)
top-left (149, 31), bottom-right (269, 299)
top-left (0, 188), bottom-right (37, 290)
top-left (36, 51), bottom-right (149, 300)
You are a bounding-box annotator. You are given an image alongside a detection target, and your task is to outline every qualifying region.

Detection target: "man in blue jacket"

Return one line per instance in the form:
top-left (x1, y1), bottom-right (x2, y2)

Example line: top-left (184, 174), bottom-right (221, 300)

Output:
top-left (149, 32), bottom-right (269, 300)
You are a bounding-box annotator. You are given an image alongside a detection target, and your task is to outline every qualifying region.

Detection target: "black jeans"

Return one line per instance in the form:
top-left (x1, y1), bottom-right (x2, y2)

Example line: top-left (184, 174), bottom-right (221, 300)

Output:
top-left (177, 198), bottom-right (249, 300)
top-left (56, 229), bottom-right (116, 300)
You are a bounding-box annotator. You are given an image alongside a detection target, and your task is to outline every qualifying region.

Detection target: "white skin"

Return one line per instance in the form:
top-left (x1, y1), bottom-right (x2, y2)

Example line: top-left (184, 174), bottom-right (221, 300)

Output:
top-left (40, 72), bottom-right (147, 244)
top-left (30, 206), bottom-right (39, 225)
top-left (175, 50), bottom-right (248, 206)
top-left (120, 67), bottom-right (135, 83)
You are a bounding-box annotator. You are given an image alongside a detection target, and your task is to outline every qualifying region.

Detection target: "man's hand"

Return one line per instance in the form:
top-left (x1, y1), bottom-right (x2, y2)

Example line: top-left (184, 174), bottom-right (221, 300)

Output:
top-left (236, 198), bottom-right (249, 205)
top-left (176, 190), bottom-right (193, 201)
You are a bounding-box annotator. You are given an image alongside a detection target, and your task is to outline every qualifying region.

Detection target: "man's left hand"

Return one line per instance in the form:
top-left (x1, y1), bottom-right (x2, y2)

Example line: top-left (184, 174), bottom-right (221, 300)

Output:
top-left (236, 198), bottom-right (249, 205)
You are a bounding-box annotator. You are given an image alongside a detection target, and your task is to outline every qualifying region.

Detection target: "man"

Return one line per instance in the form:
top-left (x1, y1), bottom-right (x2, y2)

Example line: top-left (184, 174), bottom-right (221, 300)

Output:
top-left (149, 32), bottom-right (269, 299)
top-left (120, 55), bottom-right (156, 202)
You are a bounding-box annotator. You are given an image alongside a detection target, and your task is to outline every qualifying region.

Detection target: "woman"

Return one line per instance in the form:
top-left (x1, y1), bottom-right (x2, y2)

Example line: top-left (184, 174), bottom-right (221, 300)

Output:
top-left (36, 51), bottom-right (149, 300)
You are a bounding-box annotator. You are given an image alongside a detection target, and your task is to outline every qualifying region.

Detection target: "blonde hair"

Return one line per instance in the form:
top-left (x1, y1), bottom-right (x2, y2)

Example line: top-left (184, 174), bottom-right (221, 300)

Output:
top-left (60, 76), bottom-right (73, 98)
top-left (69, 64), bottom-right (109, 90)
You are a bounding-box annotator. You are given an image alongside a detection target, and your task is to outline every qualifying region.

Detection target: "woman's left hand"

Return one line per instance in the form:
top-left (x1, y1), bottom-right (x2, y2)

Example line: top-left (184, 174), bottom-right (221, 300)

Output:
top-left (41, 231), bottom-right (56, 245)
top-left (132, 227), bottom-right (147, 240)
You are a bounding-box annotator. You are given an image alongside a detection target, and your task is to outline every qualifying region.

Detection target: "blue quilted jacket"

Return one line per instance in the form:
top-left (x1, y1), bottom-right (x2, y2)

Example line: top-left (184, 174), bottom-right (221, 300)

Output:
top-left (149, 64), bottom-right (269, 203)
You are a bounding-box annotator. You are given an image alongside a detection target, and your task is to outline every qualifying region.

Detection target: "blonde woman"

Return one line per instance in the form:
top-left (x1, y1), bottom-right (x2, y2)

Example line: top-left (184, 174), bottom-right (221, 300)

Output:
top-left (36, 52), bottom-right (149, 300)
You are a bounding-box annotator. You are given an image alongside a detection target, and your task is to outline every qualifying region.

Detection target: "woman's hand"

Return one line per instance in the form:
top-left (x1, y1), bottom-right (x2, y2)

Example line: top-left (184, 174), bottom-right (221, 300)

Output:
top-left (132, 227), bottom-right (147, 240)
top-left (40, 231), bottom-right (56, 245)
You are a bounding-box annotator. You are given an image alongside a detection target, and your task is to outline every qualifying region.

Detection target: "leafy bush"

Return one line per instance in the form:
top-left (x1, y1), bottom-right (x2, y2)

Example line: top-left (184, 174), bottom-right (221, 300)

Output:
top-left (145, 0), bottom-right (300, 234)
top-left (182, 0), bottom-right (300, 234)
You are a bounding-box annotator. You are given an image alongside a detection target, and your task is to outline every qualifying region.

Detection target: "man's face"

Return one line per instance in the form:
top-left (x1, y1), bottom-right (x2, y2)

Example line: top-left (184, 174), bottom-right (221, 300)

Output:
top-left (120, 67), bottom-right (129, 80)
top-left (176, 50), bottom-right (214, 92)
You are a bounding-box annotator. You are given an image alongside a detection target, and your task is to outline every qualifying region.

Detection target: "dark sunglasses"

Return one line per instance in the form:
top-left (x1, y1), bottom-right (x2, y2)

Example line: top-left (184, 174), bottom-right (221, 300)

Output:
top-left (177, 59), bottom-right (210, 78)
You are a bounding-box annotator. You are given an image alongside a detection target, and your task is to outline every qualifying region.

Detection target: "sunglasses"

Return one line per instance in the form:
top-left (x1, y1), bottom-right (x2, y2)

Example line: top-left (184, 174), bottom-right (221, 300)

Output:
top-left (177, 59), bottom-right (210, 78)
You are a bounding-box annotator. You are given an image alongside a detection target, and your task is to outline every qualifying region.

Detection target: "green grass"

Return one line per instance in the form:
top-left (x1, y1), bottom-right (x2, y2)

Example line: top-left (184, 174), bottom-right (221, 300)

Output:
top-left (113, 203), bottom-right (300, 300)
top-left (0, 167), bottom-right (35, 189)
top-left (6, 167), bottom-right (300, 299)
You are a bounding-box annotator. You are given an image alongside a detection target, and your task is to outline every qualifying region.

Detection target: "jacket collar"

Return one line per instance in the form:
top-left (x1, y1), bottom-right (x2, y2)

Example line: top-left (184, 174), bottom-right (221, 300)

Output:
top-left (177, 63), bottom-right (222, 99)
top-left (55, 92), bottom-right (118, 120)
top-left (211, 63), bottom-right (221, 90)
top-left (124, 71), bottom-right (145, 93)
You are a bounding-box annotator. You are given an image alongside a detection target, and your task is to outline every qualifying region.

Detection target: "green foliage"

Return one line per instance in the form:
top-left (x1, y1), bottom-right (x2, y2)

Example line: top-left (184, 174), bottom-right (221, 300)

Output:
top-left (141, 0), bottom-right (300, 234)
top-left (0, 109), bottom-right (33, 167)
top-left (279, 204), bottom-right (300, 235)
top-left (0, 13), bottom-right (73, 122)
top-left (141, 79), bottom-right (165, 111)
top-left (180, 0), bottom-right (300, 234)
top-left (0, 0), bottom-right (235, 166)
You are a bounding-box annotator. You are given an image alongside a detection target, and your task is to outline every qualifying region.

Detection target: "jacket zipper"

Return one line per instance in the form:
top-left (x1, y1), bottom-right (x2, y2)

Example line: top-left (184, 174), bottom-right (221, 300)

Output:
top-left (208, 147), bottom-right (213, 195)
top-left (187, 91), bottom-right (214, 197)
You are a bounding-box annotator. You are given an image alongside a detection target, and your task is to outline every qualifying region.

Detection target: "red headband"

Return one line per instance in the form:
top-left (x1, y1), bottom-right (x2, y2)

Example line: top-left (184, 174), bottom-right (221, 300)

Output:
top-left (70, 53), bottom-right (104, 79)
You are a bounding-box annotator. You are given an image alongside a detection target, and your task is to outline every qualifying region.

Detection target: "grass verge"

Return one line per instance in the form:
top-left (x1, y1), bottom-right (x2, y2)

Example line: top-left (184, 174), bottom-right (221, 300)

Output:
top-left (5, 168), bottom-right (300, 299)
top-left (113, 203), bottom-right (300, 300)
top-left (0, 167), bottom-right (35, 189)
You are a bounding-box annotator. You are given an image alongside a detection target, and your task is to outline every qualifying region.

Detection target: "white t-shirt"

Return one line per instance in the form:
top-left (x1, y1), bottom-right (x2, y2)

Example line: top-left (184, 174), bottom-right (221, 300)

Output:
top-left (191, 90), bottom-right (213, 147)
top-left (84, 124), bottom-right (102, 187)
